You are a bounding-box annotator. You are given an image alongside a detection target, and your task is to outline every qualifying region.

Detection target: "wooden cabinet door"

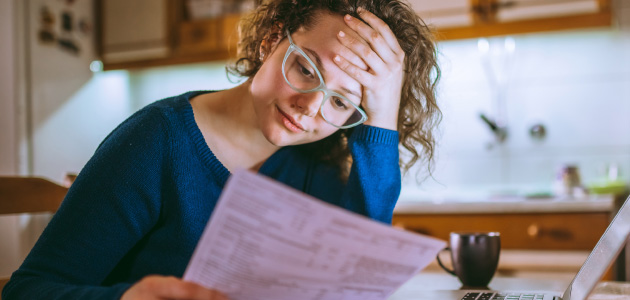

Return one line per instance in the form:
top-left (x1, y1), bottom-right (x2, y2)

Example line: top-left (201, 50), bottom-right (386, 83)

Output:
top-left (178, 18), bottom-right (220, 54)
top-left (177, 13), bottom-right (240, 55)
top-left (393, 212), bottom-right (610, 250)
top-left (100, 0), bottom-right (172, 63)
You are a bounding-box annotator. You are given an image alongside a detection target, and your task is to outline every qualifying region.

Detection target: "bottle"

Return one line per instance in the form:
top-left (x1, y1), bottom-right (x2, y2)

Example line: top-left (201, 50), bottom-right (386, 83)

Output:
top-left (553, 164), bottom-right (586, 199)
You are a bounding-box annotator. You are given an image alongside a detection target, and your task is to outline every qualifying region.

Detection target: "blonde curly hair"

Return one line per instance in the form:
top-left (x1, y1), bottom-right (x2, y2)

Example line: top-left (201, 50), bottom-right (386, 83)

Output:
top-left (227, 0), bottom-right (441, 180)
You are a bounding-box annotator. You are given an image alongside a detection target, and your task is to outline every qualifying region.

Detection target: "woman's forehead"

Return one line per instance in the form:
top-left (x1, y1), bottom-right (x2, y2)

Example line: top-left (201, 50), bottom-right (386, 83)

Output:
top-left (293, 12), bottom-right (361, 49)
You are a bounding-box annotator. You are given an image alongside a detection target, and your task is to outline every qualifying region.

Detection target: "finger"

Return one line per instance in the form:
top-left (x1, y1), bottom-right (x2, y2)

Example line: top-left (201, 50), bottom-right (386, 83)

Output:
top-left (334, 36), bottom-right (369, 71)
top-left (148, 276), bottom-right (228, 300)
top-left (356, 8), bottom-right (405, 57)
top-left (343, 14), bottom-right (398, 65)
top-left (337, 30), bottom-right (387, 74)
top-left (175, 281), bottom-right (229, 300)
top-left (333, 54), bottom-right (374, 87)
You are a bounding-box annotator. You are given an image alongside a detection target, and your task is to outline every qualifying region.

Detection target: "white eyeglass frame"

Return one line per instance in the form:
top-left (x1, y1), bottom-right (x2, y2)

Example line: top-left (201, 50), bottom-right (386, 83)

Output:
top-left (281, 29), bottom-right (367, 129)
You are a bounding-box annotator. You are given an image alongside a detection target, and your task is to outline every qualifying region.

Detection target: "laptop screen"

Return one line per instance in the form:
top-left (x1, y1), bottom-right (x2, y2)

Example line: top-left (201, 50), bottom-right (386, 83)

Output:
top-left (563, 196), bottom-right (630, 300)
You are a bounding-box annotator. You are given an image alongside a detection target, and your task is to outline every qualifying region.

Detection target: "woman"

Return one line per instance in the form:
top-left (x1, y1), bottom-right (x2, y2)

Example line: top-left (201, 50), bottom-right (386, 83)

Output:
top-left (2, 0), bottom-right (440, 299)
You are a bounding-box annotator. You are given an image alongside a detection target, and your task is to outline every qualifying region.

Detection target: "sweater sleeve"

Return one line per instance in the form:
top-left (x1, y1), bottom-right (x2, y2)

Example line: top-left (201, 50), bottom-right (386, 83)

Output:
top-left (308, 125), bottom-right (401, 224)
top-left (2, 107), bottom-right (170, 300)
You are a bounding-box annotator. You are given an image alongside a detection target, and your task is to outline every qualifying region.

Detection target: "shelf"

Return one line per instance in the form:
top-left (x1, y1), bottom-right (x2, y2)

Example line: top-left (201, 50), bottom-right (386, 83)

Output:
top-left (102, 49), bottom-right (233, 71)
top-left (436, 10), bottom-right (612, 40)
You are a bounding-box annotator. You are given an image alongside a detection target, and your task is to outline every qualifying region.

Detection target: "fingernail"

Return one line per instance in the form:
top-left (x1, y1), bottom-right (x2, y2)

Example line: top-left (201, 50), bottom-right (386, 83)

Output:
top-left (357, 7), bottom-right (364, 13)
top-left (334, 55), bottom-right (341, 62)
top-left (345, 14), bottom-right (352, 21)
top-left (338, 31), bottom-right (345, 38)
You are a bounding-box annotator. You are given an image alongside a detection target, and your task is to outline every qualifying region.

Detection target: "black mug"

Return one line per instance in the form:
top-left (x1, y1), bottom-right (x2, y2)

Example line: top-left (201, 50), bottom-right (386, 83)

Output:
top-left (436, 232), bottom-right (501, 288)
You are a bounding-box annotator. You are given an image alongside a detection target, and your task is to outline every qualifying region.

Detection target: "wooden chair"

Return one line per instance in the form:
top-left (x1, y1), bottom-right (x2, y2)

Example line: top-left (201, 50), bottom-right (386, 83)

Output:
top-left (0, 278), bottom-right (8, 297)
top-left (0, 176), bottom-right (69, 297)
top-left (0, 177), bottom-right (68, 215)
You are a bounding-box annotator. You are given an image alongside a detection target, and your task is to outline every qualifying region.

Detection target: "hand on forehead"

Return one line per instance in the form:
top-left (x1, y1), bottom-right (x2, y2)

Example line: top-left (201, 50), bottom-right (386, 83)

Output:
top-left (299, 11), bottom-right (370, 71)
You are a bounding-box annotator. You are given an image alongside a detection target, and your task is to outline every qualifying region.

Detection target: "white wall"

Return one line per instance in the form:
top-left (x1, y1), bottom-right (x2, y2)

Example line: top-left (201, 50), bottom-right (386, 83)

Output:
top-left (126, 61), bottom-right (240, 111)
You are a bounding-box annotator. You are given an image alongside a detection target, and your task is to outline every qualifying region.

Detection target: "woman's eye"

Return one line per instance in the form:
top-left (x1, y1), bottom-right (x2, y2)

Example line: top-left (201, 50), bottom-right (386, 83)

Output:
top-left (298, 63), bottom-right (314, 78)
top-left (332, 97), bottom-right (348, 110)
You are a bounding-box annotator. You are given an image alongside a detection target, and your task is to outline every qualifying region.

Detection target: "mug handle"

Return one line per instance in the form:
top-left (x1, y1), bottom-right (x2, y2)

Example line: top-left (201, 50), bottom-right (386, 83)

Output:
top-left (436, 247), bottom-right (456, 276)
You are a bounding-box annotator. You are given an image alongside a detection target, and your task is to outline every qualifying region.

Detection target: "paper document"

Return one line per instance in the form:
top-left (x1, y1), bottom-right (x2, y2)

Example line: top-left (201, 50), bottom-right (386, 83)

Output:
top-left (184, 170), bottom-right (446, 300)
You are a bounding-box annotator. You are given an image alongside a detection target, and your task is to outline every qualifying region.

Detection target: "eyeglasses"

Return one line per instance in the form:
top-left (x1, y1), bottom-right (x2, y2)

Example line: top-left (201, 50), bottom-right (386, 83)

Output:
top-left (281, 29), bottom-right (367, 129)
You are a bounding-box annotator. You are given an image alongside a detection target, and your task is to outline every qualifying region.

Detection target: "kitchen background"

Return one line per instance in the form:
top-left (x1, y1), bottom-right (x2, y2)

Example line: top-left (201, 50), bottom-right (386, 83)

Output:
top-left (0, 0), bottom-right (629, 277)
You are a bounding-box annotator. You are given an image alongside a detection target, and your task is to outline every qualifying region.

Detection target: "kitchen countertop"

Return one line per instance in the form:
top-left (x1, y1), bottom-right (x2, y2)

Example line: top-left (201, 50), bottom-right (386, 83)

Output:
top-left (388, 271), bottom-right (630, 300)
top-left (388, 271), bottom-right (571, 297)
top-left (394, 191), bottom-right (615, 214)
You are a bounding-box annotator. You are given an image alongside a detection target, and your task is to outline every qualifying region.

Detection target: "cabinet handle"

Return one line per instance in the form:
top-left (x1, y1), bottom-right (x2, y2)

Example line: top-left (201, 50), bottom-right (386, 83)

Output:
top-left (527, 223), bottom-right (540, 239)
top-left (527, 223), bottom-right (573, 240)
top-left (392, 222), bottom-right (406, 230)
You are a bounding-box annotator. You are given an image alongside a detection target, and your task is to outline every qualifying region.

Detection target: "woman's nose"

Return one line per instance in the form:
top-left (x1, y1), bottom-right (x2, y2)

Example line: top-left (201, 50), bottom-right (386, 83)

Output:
top-left (293, 91), bottom-right (323, 117)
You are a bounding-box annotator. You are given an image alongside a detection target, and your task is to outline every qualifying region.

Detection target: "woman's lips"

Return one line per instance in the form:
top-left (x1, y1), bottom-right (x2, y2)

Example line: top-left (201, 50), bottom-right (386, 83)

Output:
top-left (276, 106), bottom-right (305, 133)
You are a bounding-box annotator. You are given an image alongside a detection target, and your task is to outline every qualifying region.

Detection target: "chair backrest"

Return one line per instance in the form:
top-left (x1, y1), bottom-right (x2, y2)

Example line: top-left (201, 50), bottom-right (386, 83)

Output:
top-left (0, 277), bottom-right (8, 297)
top-left (0, 176), bottom-right (69, 299)
top-left (0, 177), bottom-right (68, 215)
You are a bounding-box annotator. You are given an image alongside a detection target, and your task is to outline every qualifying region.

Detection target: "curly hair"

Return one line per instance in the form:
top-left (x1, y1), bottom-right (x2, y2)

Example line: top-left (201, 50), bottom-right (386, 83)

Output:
top-left (227, 0), bottom-right (441, 181)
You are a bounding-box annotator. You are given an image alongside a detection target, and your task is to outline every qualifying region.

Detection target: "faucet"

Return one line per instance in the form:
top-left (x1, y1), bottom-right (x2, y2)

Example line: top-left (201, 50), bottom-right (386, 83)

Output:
top-left (480, 113), bottom-right (507, 143)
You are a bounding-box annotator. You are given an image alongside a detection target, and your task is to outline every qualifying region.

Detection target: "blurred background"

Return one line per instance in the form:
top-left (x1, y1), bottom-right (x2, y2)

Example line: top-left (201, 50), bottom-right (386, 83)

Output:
top-left (0, 0), bottom-right (629, 283)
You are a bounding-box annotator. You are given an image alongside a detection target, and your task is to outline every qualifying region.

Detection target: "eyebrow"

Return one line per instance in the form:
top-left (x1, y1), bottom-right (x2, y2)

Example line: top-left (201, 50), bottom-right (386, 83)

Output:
top-left (303, 47), bottom-right (325, 75)
top-left (303, 47), bottom-right (363, 100)
top-left (341, 87), bottom-right (362, 100)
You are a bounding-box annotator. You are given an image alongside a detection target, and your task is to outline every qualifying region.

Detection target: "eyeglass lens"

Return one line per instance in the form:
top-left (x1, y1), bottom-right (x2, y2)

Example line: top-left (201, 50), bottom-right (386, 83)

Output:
top-left (283, 50), bottom-right (364, 127)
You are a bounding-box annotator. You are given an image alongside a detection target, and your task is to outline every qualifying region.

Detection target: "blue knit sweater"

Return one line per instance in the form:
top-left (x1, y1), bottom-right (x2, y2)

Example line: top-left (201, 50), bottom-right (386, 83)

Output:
top-left (2, 91), bottom-right (401, 300)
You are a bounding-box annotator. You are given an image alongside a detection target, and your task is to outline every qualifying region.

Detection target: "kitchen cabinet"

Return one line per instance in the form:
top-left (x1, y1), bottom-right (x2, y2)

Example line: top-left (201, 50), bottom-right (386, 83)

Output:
top-left (100, 0), bottom-right (241, 70)
top-left (409, 0), bottom-right (613, 40)
top-left (99, 0), bottom-right (176, 65)
top-left (177, 14), bottom-right (240, 57)
top-left (392, 211), bottom-right (609, 250)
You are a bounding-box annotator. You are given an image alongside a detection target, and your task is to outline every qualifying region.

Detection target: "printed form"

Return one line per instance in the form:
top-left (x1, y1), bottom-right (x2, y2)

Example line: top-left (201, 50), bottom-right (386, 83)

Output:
top-left (184, 170), bottom-right (446, 300)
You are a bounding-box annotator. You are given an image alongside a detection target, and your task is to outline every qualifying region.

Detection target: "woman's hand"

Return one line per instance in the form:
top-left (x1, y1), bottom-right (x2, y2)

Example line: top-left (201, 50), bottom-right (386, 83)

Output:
top-left (121, 275), bottom-right (228, 300)
top-left (335, 8), bottom-right (405, 131)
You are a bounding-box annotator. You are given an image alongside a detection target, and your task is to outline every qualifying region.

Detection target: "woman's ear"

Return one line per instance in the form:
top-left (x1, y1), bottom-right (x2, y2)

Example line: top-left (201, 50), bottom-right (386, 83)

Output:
top-left (259, 40), bottom-right (268, 61)
top-left (259, 23), bottom-right (284, 62)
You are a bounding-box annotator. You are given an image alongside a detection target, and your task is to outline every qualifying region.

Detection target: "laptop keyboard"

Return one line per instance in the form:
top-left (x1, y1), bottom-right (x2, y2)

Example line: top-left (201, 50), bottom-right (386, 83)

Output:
top-left (462, 292), bottom-right (546, 300)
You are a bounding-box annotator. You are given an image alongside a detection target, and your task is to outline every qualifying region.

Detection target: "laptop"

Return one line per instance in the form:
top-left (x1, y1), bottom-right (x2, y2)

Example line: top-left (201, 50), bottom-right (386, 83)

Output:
top-left (411, 195), bottom-right (630, 300)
